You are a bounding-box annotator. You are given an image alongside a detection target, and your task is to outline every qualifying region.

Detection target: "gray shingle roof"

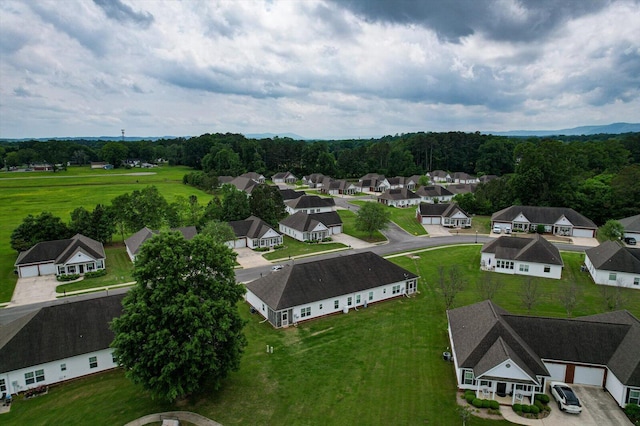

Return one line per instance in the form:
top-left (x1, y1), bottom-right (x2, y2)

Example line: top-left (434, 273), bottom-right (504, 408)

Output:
top-left (279, 188), bottom-right (305, 201)
top-left (620, 214), bottom-right (640, 233)
top-left (378, 188), bottom-right (420, 200)
top-left (124, 227), bottom-right (198, 258)
top-left (15, 234), bottom-right (105, 266)
top-left (586, 240), bottom-right (640, 274)
top-left (415, 185), bottom-right (453, 198)
top-left (491, 205), bottom-right (596, 229)
top-left (0, 294), bottom-right (125, 373)
top-left (285, 195), bottom-right (335, 209)
top-left (417, 203), bottom-right (469, 218)
top-left (245, 251), bottom-right (417, 311)
top-left (481, 235), bottom-right (563, 265)
top-left (229, 216), bottom-right (279, 239)
top-left (279, 212), bottom-right (342, 232)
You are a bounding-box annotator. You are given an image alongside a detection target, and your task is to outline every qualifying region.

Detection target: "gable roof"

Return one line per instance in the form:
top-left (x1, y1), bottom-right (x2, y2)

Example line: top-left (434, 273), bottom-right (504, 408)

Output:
top-left (447, 183), bottom-right (477, 194)
top-left (15, 234), bottom-right (105, 266)
top-left (585, 240), bottom-right (640, 274)
top-left (620, 214), bottom-right (640, 233)
top-left (491, 205), bottom-right (596, 229)
top-left (124, 226), bottom-right (198, 258)
top-left (415, 185), bottom-right (453, 198)
top-left (240, 172), bottom-right (264, 181)
top-left (481, 235), bottom-right (563, 265)
top-left (285, 195), bottom-right (335, 209)
top-left (0, 294), bottom-right (125, 373)
top-left (378, 188), bottom-right (420, 200)
top-left (229, 176), bottom-right (260, 193)
top-left (279, 188), bottom-right (305, 201)
top-left (417, 203), bottom-right (469, 218)
top-left (279, 211), bottom-right (342, 232)
top-left (245, 251), bottom-right (417, 311)
top-left (229, 216), bottom-right (279, 239)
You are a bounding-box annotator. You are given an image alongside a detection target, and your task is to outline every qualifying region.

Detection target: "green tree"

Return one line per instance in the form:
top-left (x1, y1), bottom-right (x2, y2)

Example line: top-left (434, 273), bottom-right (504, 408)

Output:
top-left (355, 202), bottom-right (391, 238)
top-left (249, 185), bottom-right (286, 227)
top-left (69, 207), bottom-right (92, 236)
top-left (110, 232), bottom-right (246, 402)
top-left (200, 220), bottom-right (236, 244)
top-left (128, 186), bottom-right (169, 230)
top-left (200, 198), bottom-right (224, 226)
top-left (91, 204), bottom-right (115, 243)
top-left (599, 220), bottom-right (625, 241)
top-left (11, 211), bottom-right (72, 252)
top-left (221, 186), bottom-right (250, 222)
top-left (101, 142), bottom-right (129, 168)
top-left (475, 138), bottom-right (515, 176)
top-left (5, 151), bottom-right (20, 168)
top-left (111, 193), bottom-right (134, 241)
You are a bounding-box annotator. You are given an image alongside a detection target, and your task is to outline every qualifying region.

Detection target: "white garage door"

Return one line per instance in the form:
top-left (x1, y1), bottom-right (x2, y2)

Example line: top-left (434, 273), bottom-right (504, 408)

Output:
top-left (574, 366), bottom-right (605, 386)
top-left (39, 263), bottom-right (56, 275)
top-left (544, 363), bottom-right (567, 382)
top-left (572, 228), bottom-right (594, 238)
top-left (421, 217), bottom-right (440, 225)
top-left (20, 265), bottom-right (39, 278)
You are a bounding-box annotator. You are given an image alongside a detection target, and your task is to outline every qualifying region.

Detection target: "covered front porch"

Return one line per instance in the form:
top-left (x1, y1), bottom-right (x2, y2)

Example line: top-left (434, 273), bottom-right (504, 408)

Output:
top-left (470, 376), bottom-right (544, 405)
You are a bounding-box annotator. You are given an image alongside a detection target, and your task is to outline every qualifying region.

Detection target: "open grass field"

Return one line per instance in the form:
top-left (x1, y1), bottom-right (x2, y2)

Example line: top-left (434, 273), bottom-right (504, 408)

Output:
top-left (349, 200), bottom-right (428, 236)
top-left (262, 236), bottom-right (347, 261)
top-left (336, 209), bottom-right (386, 242)
top-left (0, 166), bottom-right (211, 302)
top-left (6, 246), bottom-right (637, 426)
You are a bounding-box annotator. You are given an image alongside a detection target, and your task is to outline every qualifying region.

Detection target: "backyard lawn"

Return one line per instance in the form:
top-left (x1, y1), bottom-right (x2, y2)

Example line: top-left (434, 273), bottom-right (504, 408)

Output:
top-left (262, 236), bottom-right (348, 261)
top-left (6, 245), bottom-right (637, 426)
top-left (348, 200), bottom-right (427, 236)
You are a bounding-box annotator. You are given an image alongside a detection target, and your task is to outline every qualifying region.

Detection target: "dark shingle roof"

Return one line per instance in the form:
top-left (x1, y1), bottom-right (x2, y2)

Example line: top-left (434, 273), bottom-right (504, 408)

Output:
top-left (491, 206), bottom-right (596, 229)
top-left (279, 189), bottom-right (305, 201)
top-left (229, 216), bottom-right (279, 239)
top-left (417, 203), bottom-right (469, 219)
top-left (279, 212), bottom-right (342, 232)
top-left (0, 294), bottom-right (125, 373)
top-left (620, 214), bottom-right (640, 233)
top-left (378, 188), bottom-right (420, 200)
top-left (586, 240), bottom-right (640, 274)
top-left (415, 185), bottom-right (453, 198)
top-left (481, 235), bottom-right (563, 265)
top-left (245, 251), bottom-right (417, 310)
top-left (15, 234), bottom-right (105, 266)
top-left (229, 176), bottom-right (259, 193)
top-left (447, 183), bottom-right (477, 194)
top-left (285, 195), bottom-right (335, 209)
top-left (124, 227), bottom-right (198, 258)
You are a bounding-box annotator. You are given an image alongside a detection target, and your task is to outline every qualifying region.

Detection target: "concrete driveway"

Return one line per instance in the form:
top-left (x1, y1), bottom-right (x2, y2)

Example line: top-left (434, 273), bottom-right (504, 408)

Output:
top-left (8, 275), bottom-right (61, 307)
top-left (422, 224), bottom-right (451, 237)
top-left (501, 385), bottom-right (631, 426)
top-left (234, 248), bottom-right (272, 269)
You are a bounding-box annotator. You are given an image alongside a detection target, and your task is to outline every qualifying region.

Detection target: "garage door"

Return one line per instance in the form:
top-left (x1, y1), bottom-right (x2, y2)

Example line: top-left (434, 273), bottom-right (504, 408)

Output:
top-left (574, 366), bottom-right (605, 386)
top-left (572, 228), bottom-right (594, 238)
top-left (544, 363), bottom-right (567, 382)
top-left (39, 263), bottom-right (56, 275)
top-left (20, 265), bottom-right (39, 278)
top-left (421, 217), bottom-right (440, 225)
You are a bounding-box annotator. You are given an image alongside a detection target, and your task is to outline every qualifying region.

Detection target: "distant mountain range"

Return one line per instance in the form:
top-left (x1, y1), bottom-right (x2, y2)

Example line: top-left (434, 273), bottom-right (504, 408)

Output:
top-left (244, 132), bottom-right (308, 140)
top-left (486, 122), bottom-right (640, 137)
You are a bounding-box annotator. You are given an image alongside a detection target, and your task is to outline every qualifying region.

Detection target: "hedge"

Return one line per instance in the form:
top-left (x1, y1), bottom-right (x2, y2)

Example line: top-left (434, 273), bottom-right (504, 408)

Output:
top-left (534, 393), bottom-right (550, 404)
top-left (57, 274), bottom-right (80, 282)
top-left (472, 398), bottom-right (483, 408)
top-left (529, 405), bottom-right (540, 415)
top-left (489, 400), bottom-right (499, 410)
top-left (512, 403), bottom-right (522, 412)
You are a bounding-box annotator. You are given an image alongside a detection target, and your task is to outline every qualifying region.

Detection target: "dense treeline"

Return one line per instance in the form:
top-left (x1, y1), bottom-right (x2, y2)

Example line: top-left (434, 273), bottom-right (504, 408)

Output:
top-left (2, 131), bottom-right (639, 223)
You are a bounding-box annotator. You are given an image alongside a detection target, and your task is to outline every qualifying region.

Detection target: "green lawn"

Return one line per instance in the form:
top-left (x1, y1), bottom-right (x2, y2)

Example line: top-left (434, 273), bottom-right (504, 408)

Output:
top-left (262, 236), bottom-right (347, 261)
top-left (337, 209), bottom-right (386, 243)
top-left (348, 200), bottom-right (427, 236)
top-left (7, 246), bottom-right (636, 426)
top-left (0, 165), bottom-right (210, 302)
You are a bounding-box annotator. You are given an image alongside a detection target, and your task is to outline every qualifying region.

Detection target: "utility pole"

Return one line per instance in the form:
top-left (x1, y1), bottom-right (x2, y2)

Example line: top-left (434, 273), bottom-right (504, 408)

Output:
top-left (121, 129), bottom-right (125, 142)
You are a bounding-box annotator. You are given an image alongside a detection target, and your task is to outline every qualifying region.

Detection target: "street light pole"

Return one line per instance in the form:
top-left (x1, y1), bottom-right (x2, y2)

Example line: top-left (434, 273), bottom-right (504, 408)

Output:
top-left (475, 230), bottom-right (478, 244)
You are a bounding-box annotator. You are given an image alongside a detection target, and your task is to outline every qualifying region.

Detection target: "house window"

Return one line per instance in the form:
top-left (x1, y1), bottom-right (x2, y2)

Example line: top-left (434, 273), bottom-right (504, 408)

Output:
top-left (89, 356), bottom-right (98, 369)
top-left (463, 370), bottom-right (475, 385)
top-left (356, 295), bottom-right (361, 304)
top-left (635, 278), bottom-right (640, 286)
top-left (347, 297), bottom-right (352, 306)
top-left (61, 363), bottom-right (67, 372)
top-left (0, 379), bottom-right (6, 392)
top-left (334, 300), bottom-right (339, 309)
top-left (629, 389), bottom-right (640, 405)
top-left (35, 370), bottom-right (45, 382)
top-left (67, 265), bottom-right (76, 274)
top-left (97, 260), bottom-right (104, 268)
top-left (544, 266), bottom-right (551, 273)
top-left (300, 307), bottom-right (311, 318)
top-left (392, 285), bottom-right (401, 295)
top-left (609, 272), bottom-right (617, 281)
top-left (262, 304), bottom-right (265, 311)
top-left (368, 291), bottom-right (374, 301)
top-left (319, 303), bottom-right (323, 310)
top-left (519, 264), bottom-right (529, 272)
top-left (479, 380), bottom-right (491, 388)
top-left (25, 372), bottom-right (35, 385)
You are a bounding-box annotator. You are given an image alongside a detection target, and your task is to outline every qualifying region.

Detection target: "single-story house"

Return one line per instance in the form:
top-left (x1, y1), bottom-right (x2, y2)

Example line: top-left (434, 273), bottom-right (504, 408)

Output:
top-left (584, 240), bottom-right (640, 289)
top-left (245, 251), bottom-right (419, 328)
top-left (279, 212), bottom-right (343, 241)
top-left (377, 188), bottom-right (421, 208)
top-left (447, 300), bottom-right (640, 408)
top-left (272, 171), bottom-right (297, 184)
top-left (415, 185), bottom-right (454, 204)
top-left (416, 203), bottom-right (472, 228)
top-left (14, 234), bottom-right (106, 278)
top-left (227, 216), bottom-right (282, 249)
top-left (279, 188), bottom-right (305, 201)
top-left (320, 178), bottom-right (358, 196)
top-left (453, 172), bottom-right (478, 184)
top-left (217, 175), bottom-right (235, 186)
top-left (240, 172), bottom-right (265, 184)
top-left (125, 226), bottom-right (197, 262)
top-left (430, 170), bottom-right (452, 183)
top-left (358, 174), bottom-right (390, 192)
top-left (0, 294), bottom-right (124, 396)
top-left (447, 183), bottom-right (477, 195)
top-left (302, 173), bottom-right (326, 188)
top-left (285, 195), bottom-right (336, 215)
top-left (619, 214), bottom-right (640, 241)
top-left (227, 176), bottom-right (260, 194)
top-left (491, 205), bottom-right (597, 238)
top-left (480, 234), bottom-right (563, 279)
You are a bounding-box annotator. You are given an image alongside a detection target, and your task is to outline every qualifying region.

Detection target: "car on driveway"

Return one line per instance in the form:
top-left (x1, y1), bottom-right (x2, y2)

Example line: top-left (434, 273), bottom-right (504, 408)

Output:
top-left (493, 225), bottom-right (502, 234)
top-left (550, 381), bottom-right (582, 414)
top-left (624, 237), bottom-right (637, 245)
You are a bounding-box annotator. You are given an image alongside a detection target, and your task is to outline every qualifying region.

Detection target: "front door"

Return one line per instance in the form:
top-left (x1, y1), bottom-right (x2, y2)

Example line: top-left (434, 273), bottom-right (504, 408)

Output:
top-left (79, 264), bottom-right (84, 274)
top-left (407, 280), bottom-right (417, 294)
top-left (281, 311), bottom-right (288, 327)
top-left (496, 382), bottom-right (507, 397)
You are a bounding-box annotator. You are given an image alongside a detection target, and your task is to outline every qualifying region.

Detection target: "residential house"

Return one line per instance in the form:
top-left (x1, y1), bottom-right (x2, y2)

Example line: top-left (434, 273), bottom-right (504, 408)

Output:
top-left (217, 175), bottom-right (234, 186)
top-left (357, 174), bottom-right (390, 192)
top-left (279, 188), bottom-right (305, 201)
top-left (619, 214), bottom-right (640, 241)
top-left (285, 195), bottom-right (336, 215)
top-left (320, 178), bottom-right (357, 196)
top-left (416, 203), bottom-right (472, 228)
top-left (404, 175), bottom-right (423, 190)
top-left (272, 171), bottom-right (297, 184)
top-left (584, 240), bottom-right (640, 289)
top-left (227, 176), bottom-right (260, 194)
top-left (14, 234), bottom-right (106, 278)
top-left (480, 235), bottom-right (563, 279)
top-left (447, 300), bottom-right (640, 408)
top-left (240, 172), bottom-right (265, 184)
top-left (447, 183), bottom-right (477, 196)
top-left (491, 205), bottom-right (597, 238)
top-left (90, 162), bottom-right (107, 169)
top-left (0, 294), bottom-right (124, 396)
top-left (453, 172), bottom-right (478, 184)
top-left (227, 216), bottom-right (282, 249)
top-left (245, 251), bottom-right (419, 328)
top-left (279, 212), bottom-right (343, 241)
top-left (415, 185), bottom-right (454, 204)
top-left (377, 188), bottom-right (421, 208)
top-left (302, 173), bottom-right (326, 188)
top-left (125, 226), bottom-right (197, 262)
top-left (430, 170), bottom-right (452, 183)
top-left (478, 175), bottom-right (498, 184)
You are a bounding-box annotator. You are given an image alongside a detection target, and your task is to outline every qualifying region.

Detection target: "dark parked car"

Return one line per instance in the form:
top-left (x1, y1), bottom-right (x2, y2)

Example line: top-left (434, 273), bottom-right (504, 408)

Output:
top-left (550, 381), bottom-right (582, 414)
top-left (624, 237), bottom-right (637, 245)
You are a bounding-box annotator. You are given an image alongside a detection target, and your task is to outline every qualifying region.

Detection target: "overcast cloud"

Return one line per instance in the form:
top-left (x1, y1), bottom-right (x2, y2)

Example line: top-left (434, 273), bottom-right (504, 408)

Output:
top-left (0, 0), bottom-right (638, 139)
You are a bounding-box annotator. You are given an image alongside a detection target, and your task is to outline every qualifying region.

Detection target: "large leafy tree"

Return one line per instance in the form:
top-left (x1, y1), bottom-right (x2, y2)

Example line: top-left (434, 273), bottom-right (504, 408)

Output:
top-left (355, 202), bottom-right (391, 238)
top-left (11, 211), bottom-right (72, 252)
top-left (221, 186), bottom-right (250, 222)
top-left (100, 142), bottom-right (128, 168)
top-left (249, 185), bottom-right (286, 227)
top-left (111, 232), bottom-right (246, 402)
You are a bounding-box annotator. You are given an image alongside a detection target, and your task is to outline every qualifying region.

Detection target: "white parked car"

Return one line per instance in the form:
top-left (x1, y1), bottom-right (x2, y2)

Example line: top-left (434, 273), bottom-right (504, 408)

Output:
top-left (550, 381), bottom-right (582, 414)
top-left (492, 225), bottom-right (502, 234)
top-left (271, 265), bottom-right (284, 271)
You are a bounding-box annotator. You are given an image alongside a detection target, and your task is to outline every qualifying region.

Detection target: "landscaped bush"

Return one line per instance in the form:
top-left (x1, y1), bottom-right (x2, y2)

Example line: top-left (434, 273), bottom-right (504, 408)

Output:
top-left (481, 399), bottom-right (491, 408)
top-left (84, 269), bottom-right (107, 279)
top-left (465, 394), bottom-right (475, 404)
top-left (534, 400), bottom-right (544, 410)
top-left (529, 405), bottom-right (540, 415)
top-left (464, 390), bottom-right (475, 397)
top-left (512, 403), bottom-right (522, 412)
top-left (254, 247), bottom-right (270, 252)
top-left (625, 403), bottom-right (640, 424)
top-left (521, 405), bottom-right (531, 413)
top-left (489, 400), bottom-right (499, 410)
top-left (321, 237), bottom-right (332, 242)
top-left (273, 244), bottom-right (284, 250)
top-left (534, 393), bottom-right (550, 404)
top-left (57, 273), bottom-right (80, 282)
top-left (472, 398), bottom-right (483, 408)
top-left (487, 408), bottom-right (500, 415)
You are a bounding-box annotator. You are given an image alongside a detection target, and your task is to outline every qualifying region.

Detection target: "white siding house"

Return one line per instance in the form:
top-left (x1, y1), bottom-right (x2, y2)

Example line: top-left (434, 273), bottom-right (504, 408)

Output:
top-left (480, 235), bottom-right (563, 279)
top-left (584, 240), bottom-right (640, 289)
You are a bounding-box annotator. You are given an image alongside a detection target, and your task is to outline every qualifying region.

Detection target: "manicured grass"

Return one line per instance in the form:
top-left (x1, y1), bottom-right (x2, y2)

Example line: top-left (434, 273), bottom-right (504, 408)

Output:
top-left (262, 236), bottom-right (347, 261)
top-left (349, 200), bottom-right (427, 236)
top-left (337, 209), bottom-right (386, 243)
top-left (56, 244), bottom-right (134, 294)
top-left (0, 165), bottom-right (210, 302)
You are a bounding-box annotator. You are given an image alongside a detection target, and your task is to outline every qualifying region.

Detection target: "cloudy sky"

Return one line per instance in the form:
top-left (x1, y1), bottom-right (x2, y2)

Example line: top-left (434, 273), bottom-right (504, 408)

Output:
top-left (1, 0), bottom-right (639, 139)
